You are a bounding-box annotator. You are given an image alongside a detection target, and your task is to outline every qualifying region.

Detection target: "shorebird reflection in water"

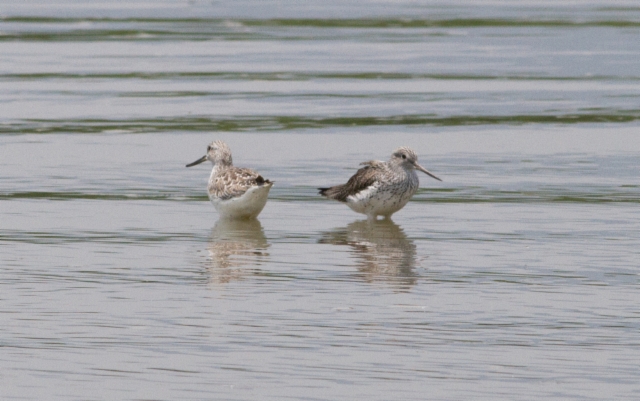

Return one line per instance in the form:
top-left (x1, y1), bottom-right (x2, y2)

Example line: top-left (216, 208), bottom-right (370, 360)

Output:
top-left (319, 219), bottom-right (418, 290)
top-left (319, 147), bottom-right (441, 221)
top-left (186, 140), bottom-right (273, 219)
top-left (206, 218), bottom-right (270, 285)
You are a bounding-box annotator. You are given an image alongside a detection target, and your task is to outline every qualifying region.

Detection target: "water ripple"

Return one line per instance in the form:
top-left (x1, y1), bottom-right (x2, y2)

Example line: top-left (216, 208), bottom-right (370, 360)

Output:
top-left (2, 112), bottom-right (639, 135)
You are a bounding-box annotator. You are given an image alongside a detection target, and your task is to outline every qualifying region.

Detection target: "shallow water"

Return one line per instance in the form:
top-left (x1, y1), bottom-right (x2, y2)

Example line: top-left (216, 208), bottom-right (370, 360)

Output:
top-left (1, 1), bottom-right (640, 400)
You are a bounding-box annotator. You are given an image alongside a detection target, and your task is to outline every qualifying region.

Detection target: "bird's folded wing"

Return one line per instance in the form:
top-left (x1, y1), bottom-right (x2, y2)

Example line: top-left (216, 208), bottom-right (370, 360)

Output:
top-left (328, 164), bottom-right (380, 201)
top-left (209, 167), bottom-right (267, 200)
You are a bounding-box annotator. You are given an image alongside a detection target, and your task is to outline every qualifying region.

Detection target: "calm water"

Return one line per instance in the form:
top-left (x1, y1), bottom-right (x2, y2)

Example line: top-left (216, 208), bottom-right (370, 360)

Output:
top-left (1, 1), bottom-right (640, 400)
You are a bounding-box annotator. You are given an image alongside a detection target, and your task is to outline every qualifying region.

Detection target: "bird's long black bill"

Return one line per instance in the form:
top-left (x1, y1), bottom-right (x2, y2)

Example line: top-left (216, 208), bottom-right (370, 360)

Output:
top-left (185, 155), bottom-right (207, 167)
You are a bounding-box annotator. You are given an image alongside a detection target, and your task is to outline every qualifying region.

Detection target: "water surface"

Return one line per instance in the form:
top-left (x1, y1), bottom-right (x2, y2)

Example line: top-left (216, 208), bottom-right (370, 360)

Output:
top-left (1, 1), bottom-right (640, 400)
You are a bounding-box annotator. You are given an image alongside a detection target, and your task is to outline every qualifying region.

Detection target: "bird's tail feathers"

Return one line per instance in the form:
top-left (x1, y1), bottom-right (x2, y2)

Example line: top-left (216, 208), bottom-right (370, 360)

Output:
top-left (318, 186), bottom-right (347, 202)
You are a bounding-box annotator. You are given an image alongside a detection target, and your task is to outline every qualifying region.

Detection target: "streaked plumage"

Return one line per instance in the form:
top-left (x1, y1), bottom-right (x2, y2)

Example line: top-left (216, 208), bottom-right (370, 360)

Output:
top-left (319, 147), bottom-right (441, 221)
top-left (186, 141), bottom-right (273, 219)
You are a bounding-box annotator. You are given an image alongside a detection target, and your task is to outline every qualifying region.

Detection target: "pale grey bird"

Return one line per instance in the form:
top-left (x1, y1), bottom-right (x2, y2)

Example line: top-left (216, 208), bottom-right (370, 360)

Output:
top-left (319, 147), bottom-right (441, 221)
top-left (186, 140), bottom-right (273, 219)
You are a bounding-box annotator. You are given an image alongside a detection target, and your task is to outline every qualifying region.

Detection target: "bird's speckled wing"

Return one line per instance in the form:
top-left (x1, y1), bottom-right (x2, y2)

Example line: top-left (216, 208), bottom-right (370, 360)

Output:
top-left (209, 167), bottom-right (270, 200)
top-left (319, 160), bottom-right (385, 202)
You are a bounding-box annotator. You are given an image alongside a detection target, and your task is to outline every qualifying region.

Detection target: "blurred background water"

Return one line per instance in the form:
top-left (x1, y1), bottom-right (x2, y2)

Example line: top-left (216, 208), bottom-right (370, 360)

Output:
top-left (1, 1), bottom-right (640, 400)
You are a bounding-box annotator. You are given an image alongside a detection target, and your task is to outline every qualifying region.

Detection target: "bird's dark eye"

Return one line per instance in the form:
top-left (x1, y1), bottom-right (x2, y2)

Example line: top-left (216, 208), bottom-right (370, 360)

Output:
top-left (401, 154), bottom-right (407, 159)
top-left (207, 146), bottom-right (211, 151)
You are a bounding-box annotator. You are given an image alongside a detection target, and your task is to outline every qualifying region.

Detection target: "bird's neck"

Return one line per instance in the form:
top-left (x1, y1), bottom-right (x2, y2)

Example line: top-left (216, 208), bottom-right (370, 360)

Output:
top-left (211, 162), bottom-right (232, 176)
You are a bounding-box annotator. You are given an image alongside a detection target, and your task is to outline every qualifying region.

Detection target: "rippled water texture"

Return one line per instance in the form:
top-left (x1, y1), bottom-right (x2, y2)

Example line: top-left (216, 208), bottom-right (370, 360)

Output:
top-left (1, 1), bottom-right (640, 400)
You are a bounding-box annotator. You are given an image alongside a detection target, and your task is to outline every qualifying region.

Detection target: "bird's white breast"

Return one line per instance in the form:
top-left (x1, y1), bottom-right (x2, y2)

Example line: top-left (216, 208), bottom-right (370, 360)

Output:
top-left (210, 183), bottom-right (272, 219)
